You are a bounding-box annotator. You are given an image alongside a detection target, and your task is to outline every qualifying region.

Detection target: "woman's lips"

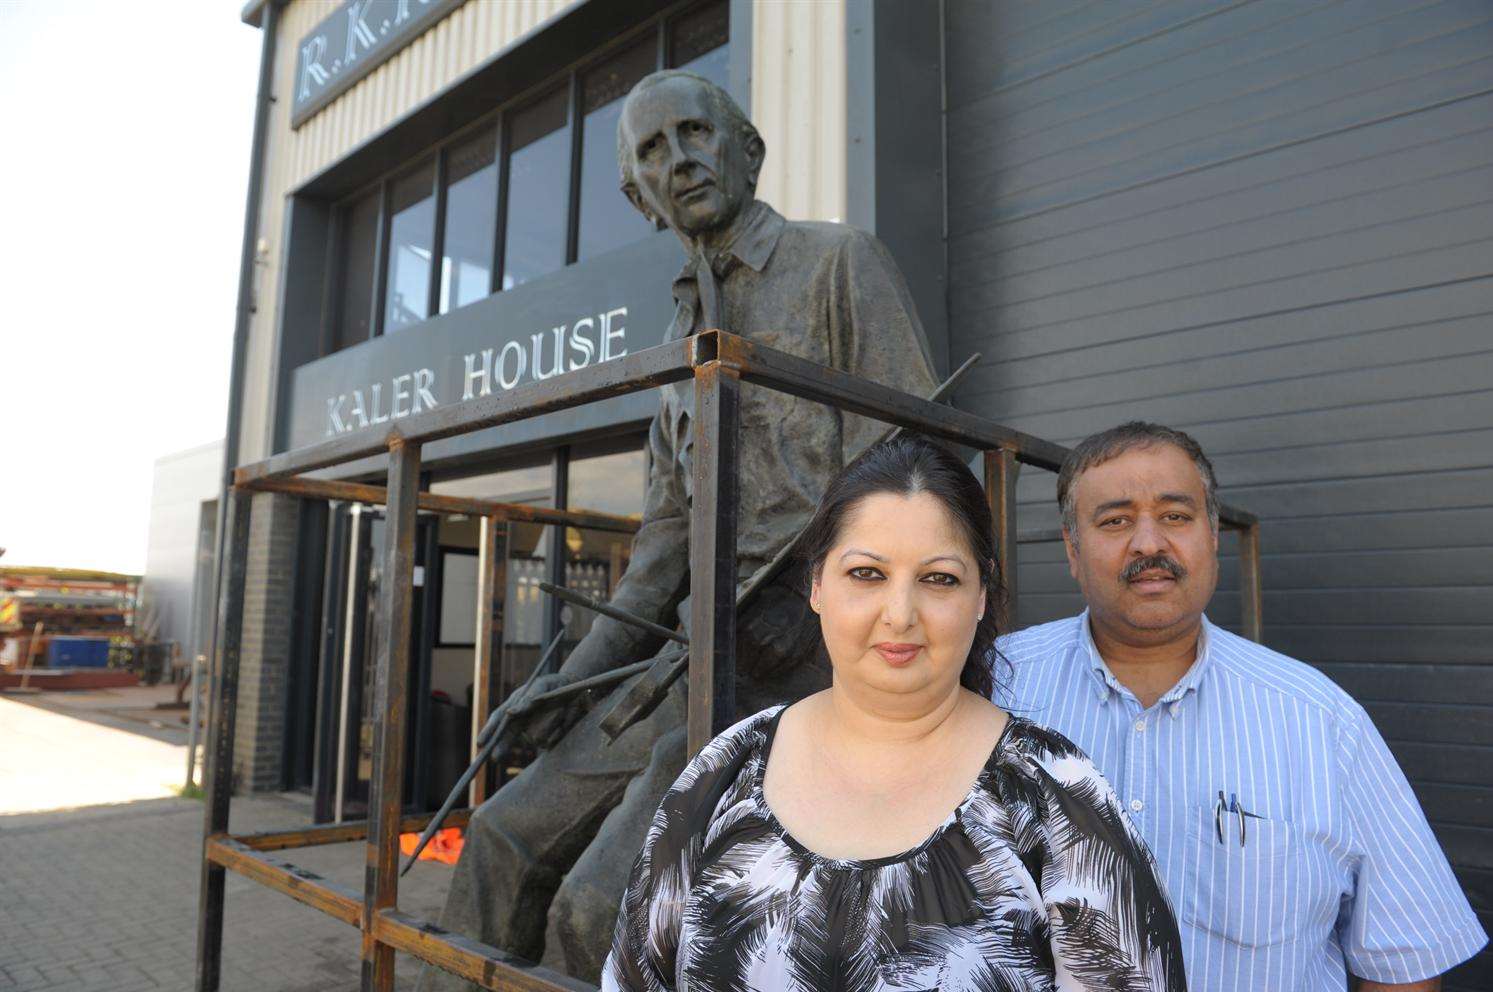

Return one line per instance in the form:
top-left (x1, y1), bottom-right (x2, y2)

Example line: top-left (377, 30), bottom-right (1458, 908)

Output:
top-left (873, 642), bottom-right (921, 666)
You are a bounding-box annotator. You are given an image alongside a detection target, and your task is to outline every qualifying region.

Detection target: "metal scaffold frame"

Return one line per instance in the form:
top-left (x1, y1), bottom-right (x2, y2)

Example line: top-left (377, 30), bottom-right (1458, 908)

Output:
top-left (195, 330), bottom-right (1262, 992)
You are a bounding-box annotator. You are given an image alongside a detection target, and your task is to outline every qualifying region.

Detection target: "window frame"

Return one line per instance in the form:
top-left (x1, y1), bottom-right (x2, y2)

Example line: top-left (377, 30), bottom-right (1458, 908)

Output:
top-left (323, 0), bottom-right (729, 355)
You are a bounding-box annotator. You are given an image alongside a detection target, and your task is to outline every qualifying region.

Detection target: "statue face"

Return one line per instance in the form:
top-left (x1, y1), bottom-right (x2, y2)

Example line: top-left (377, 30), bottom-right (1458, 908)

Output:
top-left (620, 77), bottom-right (762, 238)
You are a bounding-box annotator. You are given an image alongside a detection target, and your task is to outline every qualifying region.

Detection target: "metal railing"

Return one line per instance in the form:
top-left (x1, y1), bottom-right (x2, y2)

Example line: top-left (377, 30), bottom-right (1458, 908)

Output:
top-left (195, 330), bottom-right (1262, 992)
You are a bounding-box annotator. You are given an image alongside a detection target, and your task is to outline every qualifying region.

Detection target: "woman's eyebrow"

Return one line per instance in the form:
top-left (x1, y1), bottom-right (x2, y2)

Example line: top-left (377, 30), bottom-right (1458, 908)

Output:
top-left (838, 548), bottom-right (887, 563)
top-left (921, 554), bottom-right (967, 568)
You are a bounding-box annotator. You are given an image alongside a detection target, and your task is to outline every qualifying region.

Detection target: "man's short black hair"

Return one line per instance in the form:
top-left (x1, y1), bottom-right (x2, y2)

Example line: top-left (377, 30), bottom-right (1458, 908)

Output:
top-left (1057, 421), bottom-right (1219, 537)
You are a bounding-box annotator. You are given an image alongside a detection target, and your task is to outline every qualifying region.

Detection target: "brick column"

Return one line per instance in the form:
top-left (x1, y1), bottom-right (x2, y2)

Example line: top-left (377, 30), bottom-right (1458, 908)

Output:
top-left (233, 491), bottom-right (300, 793)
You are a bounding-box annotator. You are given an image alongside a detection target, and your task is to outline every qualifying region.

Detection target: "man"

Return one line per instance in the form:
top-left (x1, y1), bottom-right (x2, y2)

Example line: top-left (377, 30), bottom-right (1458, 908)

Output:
top-left (422, 70), bottom-right (936, 988)
top-left (996, 422), bottom-right (1486, 990)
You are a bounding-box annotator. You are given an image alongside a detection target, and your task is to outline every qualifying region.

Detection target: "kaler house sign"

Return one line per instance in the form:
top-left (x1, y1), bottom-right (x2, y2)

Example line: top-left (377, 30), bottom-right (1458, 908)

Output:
top-left (285, 232), bottom-right (683, 466)
top-left (293, 0), bottom-right (466, 128)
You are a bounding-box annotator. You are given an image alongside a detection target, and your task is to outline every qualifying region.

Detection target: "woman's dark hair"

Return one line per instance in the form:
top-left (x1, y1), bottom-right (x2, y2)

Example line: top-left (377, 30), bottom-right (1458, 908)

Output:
top-left (798, 434), bottom-right (1006, 698)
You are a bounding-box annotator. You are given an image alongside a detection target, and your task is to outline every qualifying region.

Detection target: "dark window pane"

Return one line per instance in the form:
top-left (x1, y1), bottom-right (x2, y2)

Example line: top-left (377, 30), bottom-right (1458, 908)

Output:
top-left (670, 0), bottom-right (729, 89)
top-left (502, 89), bottom-right (570, 290)
top-left (334, 189), bottom-right (379, 352)
top-left (383, 160), bottom-right (436, 332)
top-left (439, 128), bottom-right (498, 314)
top-left (576, 39), bottom-right (657, 262)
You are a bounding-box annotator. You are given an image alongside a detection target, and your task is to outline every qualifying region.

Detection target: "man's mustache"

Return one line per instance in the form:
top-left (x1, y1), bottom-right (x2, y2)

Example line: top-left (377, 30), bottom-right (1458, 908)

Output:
top-left (1121, 554), bottom-right (1186, 583)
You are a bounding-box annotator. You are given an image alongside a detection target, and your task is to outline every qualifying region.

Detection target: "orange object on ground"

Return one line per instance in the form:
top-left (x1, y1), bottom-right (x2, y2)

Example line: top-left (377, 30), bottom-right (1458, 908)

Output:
top-left (399, 826), bottom-right (465, 865)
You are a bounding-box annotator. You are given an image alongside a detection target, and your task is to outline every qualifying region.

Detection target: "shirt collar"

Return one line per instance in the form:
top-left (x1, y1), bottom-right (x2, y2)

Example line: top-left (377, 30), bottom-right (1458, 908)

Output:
top-left (1076, 610), bottom-right (1215, 715)
top-left (672, 200), bottom-right (785, 288)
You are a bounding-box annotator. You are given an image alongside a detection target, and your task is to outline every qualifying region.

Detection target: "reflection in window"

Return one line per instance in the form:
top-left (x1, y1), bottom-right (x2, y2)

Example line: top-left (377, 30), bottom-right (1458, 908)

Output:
top-left (502, 89), bottom-right (570, 290)
top-left (384, 161), bottom-right (436, 332)
top-left (440, 128), bottom-right (497, 314)
top-left (430, 461), bottom-right (555, 676)
top-left (334, 189), bottom-right (380, 351)
top-left (567, 448), bottom-right (646, 519)
top-left (670, 0), bottom-right (729, 89)
top-left (565, 444), bottom-right (646, 639)
top-left (577, 40), bottom-right (658, 262)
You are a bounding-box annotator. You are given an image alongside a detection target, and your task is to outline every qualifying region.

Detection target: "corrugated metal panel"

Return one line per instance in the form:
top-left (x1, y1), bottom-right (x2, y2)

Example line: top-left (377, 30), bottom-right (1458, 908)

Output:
top-left (944, 2), bottom-right (1493, 986)
top-left (752, 0), bottom-right (846, 222)
top-left (287, 0), bottom-right (573, 187)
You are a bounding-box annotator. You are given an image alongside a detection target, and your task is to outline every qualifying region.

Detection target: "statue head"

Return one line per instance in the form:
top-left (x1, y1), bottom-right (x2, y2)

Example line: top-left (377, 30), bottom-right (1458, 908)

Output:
top-left (617, 70), bottom-right (766, 244)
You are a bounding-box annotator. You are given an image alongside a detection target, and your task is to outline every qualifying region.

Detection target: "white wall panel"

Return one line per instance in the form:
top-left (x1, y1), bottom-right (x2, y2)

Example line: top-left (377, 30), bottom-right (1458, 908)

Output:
top-left (752, 0), bottom-right (846, 223)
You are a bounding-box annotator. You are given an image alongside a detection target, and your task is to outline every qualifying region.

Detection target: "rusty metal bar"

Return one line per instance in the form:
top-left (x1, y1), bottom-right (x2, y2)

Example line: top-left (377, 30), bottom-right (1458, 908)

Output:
top-left (472, 516), bottom-right (505, 806)
top-left (717, 333), bottom-right (1070, 471)
top-left (206, 836), bottom-right (363, 927)
top-left (234, 808), bottom-right (473, 853)
top-left (362, 439), bottom-right (422, 991)
top-left (236, 338), bottom-right (697, 484)
top-left (373, 909), bottom-right (593, 992)
top-left (239, 475), bottom-right (639, 535)
top-left (687, 361), bottom-right (741, 756)
top-left (984, 449), bottom-right (1021, 631)
top-left (195, 489), bottom-right (251, 992)
top-left (1239, 522), bottom-right (1264, 643)
top-left (713, 333), bottom-right (1259, 531)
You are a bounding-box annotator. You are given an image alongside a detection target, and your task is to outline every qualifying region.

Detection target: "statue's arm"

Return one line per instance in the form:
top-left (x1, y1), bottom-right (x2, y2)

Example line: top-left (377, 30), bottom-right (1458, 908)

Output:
top-left (830, 230), bottom-right (940, 463)
top-left (556, 405), bottom-right (691, 682)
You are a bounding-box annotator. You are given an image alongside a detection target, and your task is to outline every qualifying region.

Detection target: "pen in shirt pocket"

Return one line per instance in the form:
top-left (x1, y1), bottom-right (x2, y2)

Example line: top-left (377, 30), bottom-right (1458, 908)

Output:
top-left (1214, 790), bottom-right (1266, 847)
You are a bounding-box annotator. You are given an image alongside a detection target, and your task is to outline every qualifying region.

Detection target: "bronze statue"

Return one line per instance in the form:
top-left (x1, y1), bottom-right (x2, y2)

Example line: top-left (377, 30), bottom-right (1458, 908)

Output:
top-left (420, 70), bottom-right (937, 988)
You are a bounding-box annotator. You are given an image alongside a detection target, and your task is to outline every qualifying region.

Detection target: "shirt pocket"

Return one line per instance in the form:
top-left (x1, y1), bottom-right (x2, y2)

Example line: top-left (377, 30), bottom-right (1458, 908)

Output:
top-left (1183, 805), bottom-right (1301, 949)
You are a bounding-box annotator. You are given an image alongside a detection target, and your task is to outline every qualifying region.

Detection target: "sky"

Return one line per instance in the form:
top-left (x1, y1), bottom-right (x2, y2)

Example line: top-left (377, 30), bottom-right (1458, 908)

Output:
top-left (0, 2), bottom-right (261, 573)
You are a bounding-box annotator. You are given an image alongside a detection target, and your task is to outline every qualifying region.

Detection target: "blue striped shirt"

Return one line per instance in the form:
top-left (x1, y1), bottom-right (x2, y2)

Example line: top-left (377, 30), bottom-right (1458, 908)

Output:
top-left (994, 612), bottom-right (1486, 990)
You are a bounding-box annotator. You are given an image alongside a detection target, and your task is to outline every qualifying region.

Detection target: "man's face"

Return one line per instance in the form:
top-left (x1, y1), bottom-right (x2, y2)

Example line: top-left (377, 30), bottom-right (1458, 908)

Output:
top-left (619, 77), bottom-right (762, 238)
top-left (1064, 443), bottom-right (1219, 643)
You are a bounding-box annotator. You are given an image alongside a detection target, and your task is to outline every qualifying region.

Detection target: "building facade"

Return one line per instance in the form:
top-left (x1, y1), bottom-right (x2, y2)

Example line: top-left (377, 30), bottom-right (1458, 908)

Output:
top-left (226, 2), bottom-right (1489, 985)
top-left (143, 438), bottom-right (223, 664)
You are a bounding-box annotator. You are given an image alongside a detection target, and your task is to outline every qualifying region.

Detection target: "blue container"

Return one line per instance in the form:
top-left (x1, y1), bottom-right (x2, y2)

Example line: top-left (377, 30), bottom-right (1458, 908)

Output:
top-left (47, 637), bottom-right (111, 668)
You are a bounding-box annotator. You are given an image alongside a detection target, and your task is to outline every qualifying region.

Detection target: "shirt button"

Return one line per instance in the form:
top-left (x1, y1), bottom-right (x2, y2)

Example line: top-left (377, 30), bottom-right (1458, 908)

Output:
top-left (1134, 719), bottom-right (1147, 732)
top-left (1130, 799), bottom-right (1144, 813)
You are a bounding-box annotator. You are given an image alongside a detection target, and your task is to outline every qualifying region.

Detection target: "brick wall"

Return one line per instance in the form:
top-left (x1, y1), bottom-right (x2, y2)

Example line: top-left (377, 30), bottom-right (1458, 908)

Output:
top-left (233, 492), bottom-right (300, 792)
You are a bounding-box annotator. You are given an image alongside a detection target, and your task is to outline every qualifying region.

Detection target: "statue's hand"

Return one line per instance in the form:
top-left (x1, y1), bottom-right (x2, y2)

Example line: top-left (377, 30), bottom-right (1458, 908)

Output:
top-left (509, 671), bottom-right (585, 750)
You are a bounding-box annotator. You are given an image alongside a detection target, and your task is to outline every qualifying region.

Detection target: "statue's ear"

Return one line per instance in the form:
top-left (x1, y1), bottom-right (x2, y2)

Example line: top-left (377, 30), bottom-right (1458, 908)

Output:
top-left (744, 132), bottom-right (766, 188)
top-left (622, 182), bottom-right (656, 224)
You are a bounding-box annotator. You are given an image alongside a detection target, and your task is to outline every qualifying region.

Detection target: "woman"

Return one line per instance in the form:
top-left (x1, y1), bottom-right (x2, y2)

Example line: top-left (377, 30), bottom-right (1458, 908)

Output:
top-left (603, 435), bottom-right (1186, 991)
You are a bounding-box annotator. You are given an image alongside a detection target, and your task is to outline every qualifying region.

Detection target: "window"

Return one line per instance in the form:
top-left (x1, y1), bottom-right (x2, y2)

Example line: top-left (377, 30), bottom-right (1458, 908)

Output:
top-left (669, 0), bottom-right (729, 88)
top-left (576, 39), bottom-right (659, 262)
top-left (333, 189), bottom-right (380, 351)
top-left (324, 1), bottom-right (729, 354)
top-left (383, 160), bottom-right (437, 332)
top-left (430, 460), bottom-right (556, 660)
top-left (502, 88), bottom-right (571, 290)
top-left (563, 442), bottom-right (646, 640)
top-left (440, 128), bottom-right (498, 314)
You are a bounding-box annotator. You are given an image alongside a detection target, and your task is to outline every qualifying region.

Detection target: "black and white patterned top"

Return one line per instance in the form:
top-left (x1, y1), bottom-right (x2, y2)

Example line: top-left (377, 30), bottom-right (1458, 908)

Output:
top-left (603, 706), bottom-right (1187, 992)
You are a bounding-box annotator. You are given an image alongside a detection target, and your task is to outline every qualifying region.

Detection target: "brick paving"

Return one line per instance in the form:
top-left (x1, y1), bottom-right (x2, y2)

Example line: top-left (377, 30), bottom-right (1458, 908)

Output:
top-left (0, 691), bottom-right (457, 991)
top-left (0, 793), bottom-right (456, 991)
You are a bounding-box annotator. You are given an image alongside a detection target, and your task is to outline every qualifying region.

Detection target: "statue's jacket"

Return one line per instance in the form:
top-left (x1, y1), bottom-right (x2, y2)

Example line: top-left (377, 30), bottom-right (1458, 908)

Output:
top-left (571, 201), bottom-right (939, 704)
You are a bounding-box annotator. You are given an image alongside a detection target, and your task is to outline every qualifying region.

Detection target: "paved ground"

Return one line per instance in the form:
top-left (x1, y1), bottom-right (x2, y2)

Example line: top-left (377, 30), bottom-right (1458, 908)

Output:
top-left (0, 689), bottom-right (454, 991)
top-left (0, 685), bottom-right (191, 814)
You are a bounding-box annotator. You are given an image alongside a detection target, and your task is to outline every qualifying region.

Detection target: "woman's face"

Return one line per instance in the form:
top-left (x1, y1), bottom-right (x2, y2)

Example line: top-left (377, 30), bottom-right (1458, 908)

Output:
top-left (810, 491), bottom-right (986, 704)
